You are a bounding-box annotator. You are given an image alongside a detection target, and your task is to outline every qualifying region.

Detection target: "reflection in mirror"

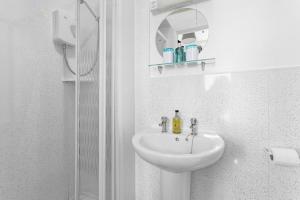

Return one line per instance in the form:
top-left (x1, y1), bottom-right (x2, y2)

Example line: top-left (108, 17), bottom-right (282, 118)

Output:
top-left (156, 8), bottom-right (209, 58)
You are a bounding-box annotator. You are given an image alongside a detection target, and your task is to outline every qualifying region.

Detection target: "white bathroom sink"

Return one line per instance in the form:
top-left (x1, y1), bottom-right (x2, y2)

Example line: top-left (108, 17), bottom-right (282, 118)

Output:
top-left (132, 132), bottom-right (225, 173)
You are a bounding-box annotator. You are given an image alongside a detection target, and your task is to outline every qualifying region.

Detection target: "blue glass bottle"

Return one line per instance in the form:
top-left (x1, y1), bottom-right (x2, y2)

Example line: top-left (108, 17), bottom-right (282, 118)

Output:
top-left (175, 41), bottom-right (185, 63)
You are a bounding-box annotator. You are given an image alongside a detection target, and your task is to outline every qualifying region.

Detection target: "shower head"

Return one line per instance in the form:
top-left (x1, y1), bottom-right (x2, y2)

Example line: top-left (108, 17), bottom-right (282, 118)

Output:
top-left (81, 0), bottom-right (99, 22)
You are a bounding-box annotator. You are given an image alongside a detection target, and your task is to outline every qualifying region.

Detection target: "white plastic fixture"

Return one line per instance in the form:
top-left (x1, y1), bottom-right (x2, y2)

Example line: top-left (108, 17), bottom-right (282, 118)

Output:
top-left (132, 131), bottom-right (225, 200)
top-left (52, 9), bottom-right (76, 46)
top-left (150, 0), bottom-right (206, 14)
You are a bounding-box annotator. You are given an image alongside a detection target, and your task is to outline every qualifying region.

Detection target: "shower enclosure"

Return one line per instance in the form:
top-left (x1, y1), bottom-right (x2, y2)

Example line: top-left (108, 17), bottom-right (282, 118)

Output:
top-left (0, 0), bottom-right (107, 199)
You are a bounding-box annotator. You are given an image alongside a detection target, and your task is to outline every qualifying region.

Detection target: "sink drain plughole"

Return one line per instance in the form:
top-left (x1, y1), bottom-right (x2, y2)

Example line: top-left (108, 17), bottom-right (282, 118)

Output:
top-left (174, 136), bottom-right (195, 154)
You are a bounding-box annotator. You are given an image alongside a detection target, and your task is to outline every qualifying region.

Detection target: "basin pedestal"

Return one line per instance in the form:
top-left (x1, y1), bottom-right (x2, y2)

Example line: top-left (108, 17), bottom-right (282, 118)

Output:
top-left (160, 170), bottom-right (191, 200)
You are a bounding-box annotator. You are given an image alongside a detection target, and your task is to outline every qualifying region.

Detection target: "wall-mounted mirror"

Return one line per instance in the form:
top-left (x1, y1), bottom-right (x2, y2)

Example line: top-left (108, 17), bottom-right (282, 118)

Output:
top-left (155, 8), bottom-right (209, 57)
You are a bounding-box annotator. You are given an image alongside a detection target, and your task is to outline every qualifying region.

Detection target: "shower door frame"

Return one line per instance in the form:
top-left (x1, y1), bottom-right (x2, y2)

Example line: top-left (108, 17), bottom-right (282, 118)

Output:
top-left (75, 0), bottom-right (135, 199)
top-left (98, 0), bottom-right (108, 199)
top-left (74, 0), bottom-right (108, 199)
top-left (75, 0), bottom-right (79, 200)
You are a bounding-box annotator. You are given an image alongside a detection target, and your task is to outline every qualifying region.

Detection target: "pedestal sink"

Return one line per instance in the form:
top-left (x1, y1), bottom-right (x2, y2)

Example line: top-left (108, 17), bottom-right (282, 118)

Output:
top-left (132, 131), bottom-right (225, 200)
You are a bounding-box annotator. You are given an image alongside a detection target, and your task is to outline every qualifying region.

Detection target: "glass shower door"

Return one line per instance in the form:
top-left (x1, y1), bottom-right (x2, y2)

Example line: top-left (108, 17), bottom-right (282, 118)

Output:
top-left (77, 0), bottom-right (99, 199)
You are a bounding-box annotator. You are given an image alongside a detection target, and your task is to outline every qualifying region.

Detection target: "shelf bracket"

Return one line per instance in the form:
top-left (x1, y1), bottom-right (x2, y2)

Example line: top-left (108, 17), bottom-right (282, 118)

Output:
top-left (201, 62), bottom-right (206, 71)
top-left (158, 65), bottom-right (163, 74)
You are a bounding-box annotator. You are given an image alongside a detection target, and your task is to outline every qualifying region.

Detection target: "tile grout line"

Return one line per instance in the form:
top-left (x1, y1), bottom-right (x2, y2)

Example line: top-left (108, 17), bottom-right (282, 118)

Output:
top-left (267, 70), bottom-right (271, 200)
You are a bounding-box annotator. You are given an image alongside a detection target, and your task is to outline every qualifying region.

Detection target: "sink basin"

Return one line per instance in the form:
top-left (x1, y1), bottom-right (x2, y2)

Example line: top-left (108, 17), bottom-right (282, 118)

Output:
top-left (132, 132), bottom-right (225, 173)
top-left (132, 131), bottom-right (225, 200)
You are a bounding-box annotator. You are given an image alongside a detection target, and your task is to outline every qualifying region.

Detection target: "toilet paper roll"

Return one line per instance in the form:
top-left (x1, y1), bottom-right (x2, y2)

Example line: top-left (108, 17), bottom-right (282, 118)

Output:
top-left (270, 147), bottom-right (300, 167)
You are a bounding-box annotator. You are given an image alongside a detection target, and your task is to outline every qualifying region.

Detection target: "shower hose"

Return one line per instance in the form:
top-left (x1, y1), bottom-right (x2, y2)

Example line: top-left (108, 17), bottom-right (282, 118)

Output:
top-left (63, 19), bottom-right (100, 77)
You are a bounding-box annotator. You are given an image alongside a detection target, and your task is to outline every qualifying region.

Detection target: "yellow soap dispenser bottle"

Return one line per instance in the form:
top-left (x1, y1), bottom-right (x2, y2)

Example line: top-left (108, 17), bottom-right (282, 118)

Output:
top-left (172, 110), bottom-right (182, 134)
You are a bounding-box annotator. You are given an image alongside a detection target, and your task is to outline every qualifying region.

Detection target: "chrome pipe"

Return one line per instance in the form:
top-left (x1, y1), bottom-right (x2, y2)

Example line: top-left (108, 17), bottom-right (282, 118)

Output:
top-left (81, 0), bottom-right (99, 21)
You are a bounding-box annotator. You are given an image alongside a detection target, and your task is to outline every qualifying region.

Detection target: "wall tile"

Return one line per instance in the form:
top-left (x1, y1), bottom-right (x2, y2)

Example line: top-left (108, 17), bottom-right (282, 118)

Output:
top-left (135, 1), bottom-right (300, 200)
top-left (135, 157), bottom-right (160, 200)
top-left (268, 68), bottom-right (300, 200)
top-left (0, 2), bottom-right (74, 199)
top-left (136, 67), bottom-right (300, 200)
top-left (137, 70), bottom-right (272, 200)
top-left (191, 71), bottom-right (269, 200)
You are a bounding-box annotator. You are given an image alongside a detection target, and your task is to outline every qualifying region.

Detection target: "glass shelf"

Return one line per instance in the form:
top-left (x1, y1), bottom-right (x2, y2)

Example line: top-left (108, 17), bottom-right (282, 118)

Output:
top-left (148, 58), bottom-right (216, 68)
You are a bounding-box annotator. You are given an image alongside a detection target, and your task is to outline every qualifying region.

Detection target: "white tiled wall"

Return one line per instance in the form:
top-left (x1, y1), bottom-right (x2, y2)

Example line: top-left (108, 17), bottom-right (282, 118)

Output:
top-left (0, 1), bottom-right (75, 199)
top-left (134, 0), bottom-right (300, 199)
top-left (135, 68), bottom-right (300, 200)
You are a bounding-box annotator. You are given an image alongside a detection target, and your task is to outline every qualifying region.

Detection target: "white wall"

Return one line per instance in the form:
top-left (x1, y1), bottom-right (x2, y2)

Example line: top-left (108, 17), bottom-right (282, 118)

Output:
top-left (114, 0), bottom-right (136, 200)
top-left (135, 0), bottom-right (300, 200)
top-left (148, 0), bottom-right (300, 73)
top-left (0, 1), bottom-right (75, 199)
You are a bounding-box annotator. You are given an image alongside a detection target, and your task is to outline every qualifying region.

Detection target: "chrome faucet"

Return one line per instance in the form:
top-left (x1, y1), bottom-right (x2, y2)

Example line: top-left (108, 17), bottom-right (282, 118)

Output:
top-left (185, 118), bottom-right (198, 141)
top-left (190, 118), bottom-right (198, 136)
top-left (159, 116), bottom-right (168, 133)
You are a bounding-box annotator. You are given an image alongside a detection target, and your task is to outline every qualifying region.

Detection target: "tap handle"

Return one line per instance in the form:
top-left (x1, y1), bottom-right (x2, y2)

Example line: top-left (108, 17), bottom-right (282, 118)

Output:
top-left (159, 116), bottom-right (168, 126)
top-left (159, 116), bottom-right (169, 133)
top-left (161, 116), bottom-right (168, 122)
top-left (191, 118), bottom-right (197, 125)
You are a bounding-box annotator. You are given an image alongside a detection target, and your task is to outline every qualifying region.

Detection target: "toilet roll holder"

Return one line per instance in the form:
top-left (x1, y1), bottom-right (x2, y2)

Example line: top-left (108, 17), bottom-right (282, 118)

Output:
top-left (265, 147), bottom-right (300, 161)
top-left (264, 148), bottom-right (274, 161)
